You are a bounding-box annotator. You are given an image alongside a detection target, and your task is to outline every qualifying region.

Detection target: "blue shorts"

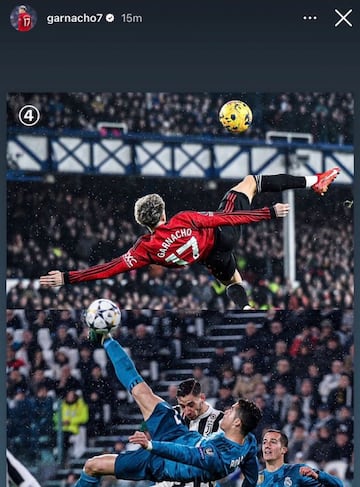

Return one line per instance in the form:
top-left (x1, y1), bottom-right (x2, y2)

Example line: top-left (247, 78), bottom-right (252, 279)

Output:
top-left (114, 448), bottom-right (201, 482)
top-left (114, 402), bottom-right (202, 481)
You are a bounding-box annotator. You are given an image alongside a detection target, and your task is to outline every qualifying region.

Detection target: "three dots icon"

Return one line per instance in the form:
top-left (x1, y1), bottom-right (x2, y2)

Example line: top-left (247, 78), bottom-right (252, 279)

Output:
top-left (303, 15), bottom-right (318, 21)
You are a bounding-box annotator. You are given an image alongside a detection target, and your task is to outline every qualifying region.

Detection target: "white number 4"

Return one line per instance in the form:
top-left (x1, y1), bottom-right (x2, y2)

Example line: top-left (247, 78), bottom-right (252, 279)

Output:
top-left (19, 105), bottom-right (41, 127)
top-left (23, 109), bottom-right (35, 122)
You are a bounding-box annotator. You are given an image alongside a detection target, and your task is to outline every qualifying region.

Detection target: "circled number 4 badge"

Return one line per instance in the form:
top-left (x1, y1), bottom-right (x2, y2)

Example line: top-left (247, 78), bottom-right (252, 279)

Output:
top-left (18, 105), bottom-right (41, 126)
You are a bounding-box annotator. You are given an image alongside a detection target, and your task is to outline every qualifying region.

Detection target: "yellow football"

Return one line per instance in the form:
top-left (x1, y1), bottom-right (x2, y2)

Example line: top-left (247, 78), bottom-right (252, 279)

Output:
top-left (219, 100), bottom-right (253, 133)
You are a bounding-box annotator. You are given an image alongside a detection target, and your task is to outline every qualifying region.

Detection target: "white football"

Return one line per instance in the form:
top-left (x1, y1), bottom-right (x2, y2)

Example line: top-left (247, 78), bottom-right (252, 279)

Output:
top-left (85, 298), bottom-right (121, 331)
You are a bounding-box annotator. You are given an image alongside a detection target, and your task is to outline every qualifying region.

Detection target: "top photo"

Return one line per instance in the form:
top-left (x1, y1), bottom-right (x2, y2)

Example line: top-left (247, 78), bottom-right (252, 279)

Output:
top-left (6, 92), bottom-right (354, 311)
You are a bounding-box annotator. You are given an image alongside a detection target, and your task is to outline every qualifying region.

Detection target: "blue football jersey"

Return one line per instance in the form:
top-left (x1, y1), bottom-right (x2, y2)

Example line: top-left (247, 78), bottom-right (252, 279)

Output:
top-left (257, 463), bottom-right (343, 487)
top-left (151, 431), bottom-right (259, 485)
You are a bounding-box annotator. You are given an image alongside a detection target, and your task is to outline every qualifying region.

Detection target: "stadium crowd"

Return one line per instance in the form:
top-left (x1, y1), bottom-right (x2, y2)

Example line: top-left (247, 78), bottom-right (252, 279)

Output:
top-left (6, 308), bottom-right (354, 485)
top-left (7, 177), bottom-right (353, 311)
top-left (7, 92), bottom-right (354, 144)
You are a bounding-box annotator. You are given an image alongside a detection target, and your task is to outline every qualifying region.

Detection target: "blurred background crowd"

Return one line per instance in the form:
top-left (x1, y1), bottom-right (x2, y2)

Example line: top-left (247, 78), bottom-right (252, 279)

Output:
top-left (7, 92), bottom-right (354, 144)
top-left (7, 308), bottom-right (354, 486)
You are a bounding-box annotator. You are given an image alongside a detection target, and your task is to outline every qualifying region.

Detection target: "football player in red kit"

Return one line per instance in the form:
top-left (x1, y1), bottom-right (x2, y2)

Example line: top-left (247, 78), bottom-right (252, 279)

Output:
top-left (17, 5), bottom-right (32, 32)
top-left (39, 168), bottom-right (339, 309)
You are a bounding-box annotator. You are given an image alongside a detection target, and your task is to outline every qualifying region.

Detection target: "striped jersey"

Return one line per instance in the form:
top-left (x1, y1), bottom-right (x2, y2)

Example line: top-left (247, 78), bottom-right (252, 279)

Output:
top-left (153, 404), bottom-right (223, 487)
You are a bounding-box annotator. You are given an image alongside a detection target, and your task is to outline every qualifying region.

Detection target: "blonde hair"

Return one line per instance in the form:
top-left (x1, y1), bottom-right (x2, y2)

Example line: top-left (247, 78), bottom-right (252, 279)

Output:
top-left (134, 194), bottom-right (165, 229)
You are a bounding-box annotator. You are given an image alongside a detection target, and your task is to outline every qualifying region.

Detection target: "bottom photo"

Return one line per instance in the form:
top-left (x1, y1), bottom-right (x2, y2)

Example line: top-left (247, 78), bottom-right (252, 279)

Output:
top-left (6, 306), bottom-right (354, 487)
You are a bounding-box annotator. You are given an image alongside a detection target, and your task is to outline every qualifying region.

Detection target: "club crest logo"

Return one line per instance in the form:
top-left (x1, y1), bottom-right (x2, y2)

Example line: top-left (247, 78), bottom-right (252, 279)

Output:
top-left (257, 473), bottom-right (264, 484)
top-left (124, 251), bottom-right (137, 268)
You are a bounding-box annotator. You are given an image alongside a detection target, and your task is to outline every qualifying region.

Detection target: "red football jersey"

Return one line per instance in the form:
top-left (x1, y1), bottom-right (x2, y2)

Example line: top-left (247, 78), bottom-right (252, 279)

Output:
top-left (18, 12), bottom-right (32, 31)
top-left (66, 207), bottom-right (274, 284)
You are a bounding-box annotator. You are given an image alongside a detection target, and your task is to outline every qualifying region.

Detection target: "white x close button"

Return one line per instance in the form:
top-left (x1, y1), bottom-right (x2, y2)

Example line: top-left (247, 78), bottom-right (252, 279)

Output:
top-left (335, 9), bottom-right (353, 27)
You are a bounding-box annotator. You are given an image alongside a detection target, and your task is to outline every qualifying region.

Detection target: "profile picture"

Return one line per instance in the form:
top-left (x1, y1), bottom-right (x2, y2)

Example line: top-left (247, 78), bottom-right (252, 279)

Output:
top-left (10, 4), bottom-right (37, 32)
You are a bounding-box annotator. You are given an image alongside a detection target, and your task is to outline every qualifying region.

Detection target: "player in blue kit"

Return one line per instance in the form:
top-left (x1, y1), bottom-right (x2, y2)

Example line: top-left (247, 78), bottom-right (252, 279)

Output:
top-left (75, 333), bottom-right (262, 487)
top-left (258, 429), bottom-right (343, 487)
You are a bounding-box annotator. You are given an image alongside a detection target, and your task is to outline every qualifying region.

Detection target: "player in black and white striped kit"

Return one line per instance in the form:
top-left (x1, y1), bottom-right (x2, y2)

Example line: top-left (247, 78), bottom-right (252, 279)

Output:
top-left (154, 378), bottom-right (224, 487)
top-left (6, 450), bottom-right (41, 487)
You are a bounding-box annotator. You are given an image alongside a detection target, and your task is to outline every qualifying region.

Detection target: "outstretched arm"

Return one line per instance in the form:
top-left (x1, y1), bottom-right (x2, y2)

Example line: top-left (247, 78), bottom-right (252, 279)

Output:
top-left (130, 432), bottom-right (258, 487)
top-left (39, 246), bottom-right (148, 288)
top-left (186, 203), bottom-right (289, 229)
top-left (129, 432), bottom-right (224, 476)
top-left (299, 466), bottom-right (343, 487)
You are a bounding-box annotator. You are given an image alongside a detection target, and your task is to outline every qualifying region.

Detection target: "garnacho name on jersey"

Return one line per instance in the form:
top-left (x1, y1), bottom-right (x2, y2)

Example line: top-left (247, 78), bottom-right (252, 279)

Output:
top-left (157, 228), bottom-right (192, 258)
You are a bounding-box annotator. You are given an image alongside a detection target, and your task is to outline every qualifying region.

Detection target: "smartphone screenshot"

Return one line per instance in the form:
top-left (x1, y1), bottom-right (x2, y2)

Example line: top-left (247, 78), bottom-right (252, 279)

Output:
top-left (1, 1), bottom-right (357, 486)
